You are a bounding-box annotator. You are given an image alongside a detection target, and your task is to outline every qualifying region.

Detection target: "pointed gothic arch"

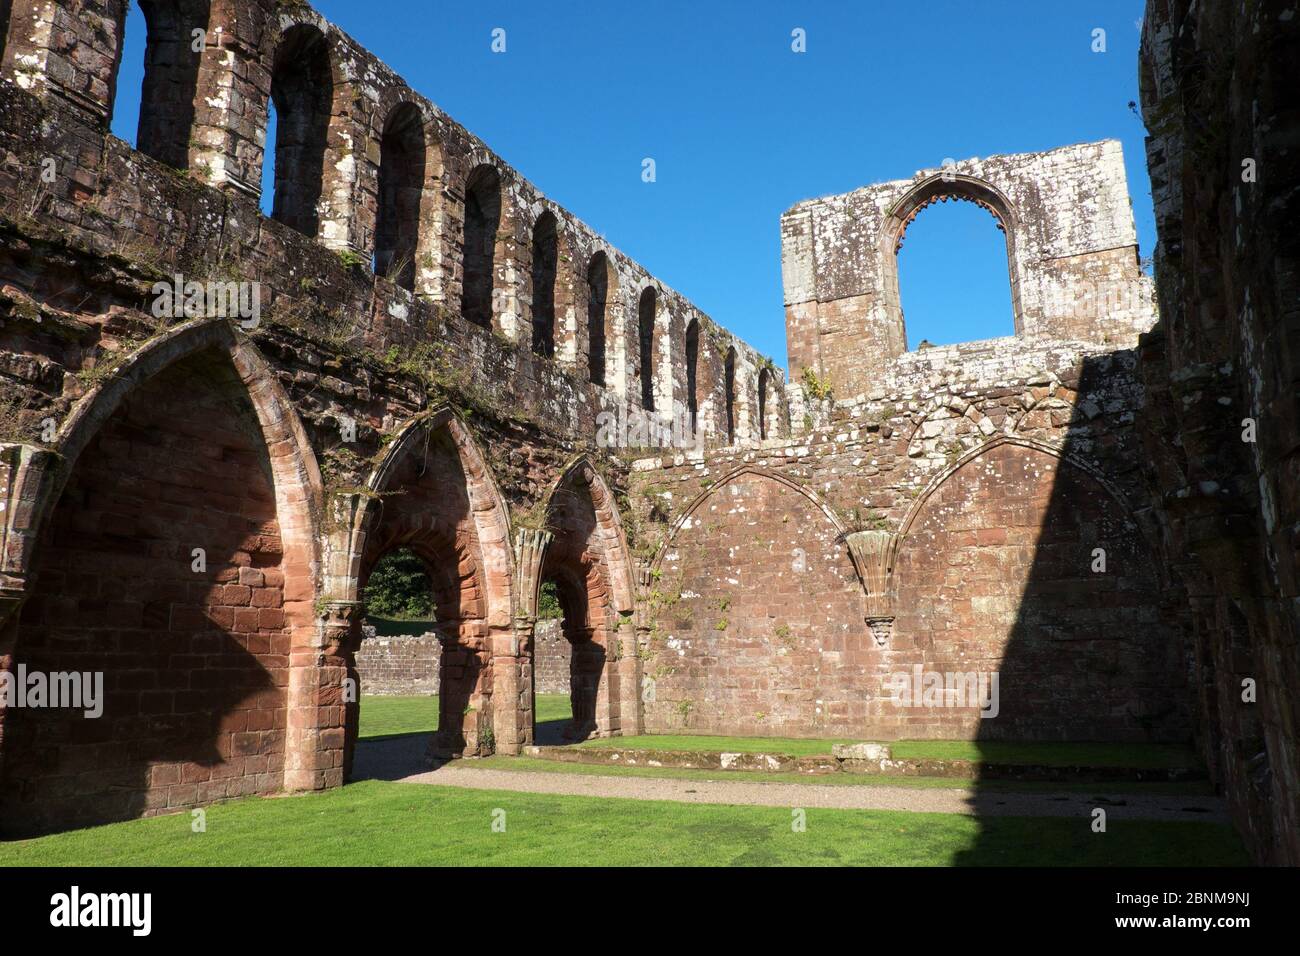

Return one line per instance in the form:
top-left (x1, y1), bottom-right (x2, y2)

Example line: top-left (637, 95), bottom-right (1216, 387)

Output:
top-left (0, 318), bottom-right (327, 836)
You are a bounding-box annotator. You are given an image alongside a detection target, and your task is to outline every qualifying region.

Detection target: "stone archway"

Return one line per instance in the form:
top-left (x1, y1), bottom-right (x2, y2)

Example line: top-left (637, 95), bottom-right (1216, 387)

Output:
top-left (893, 437), bottom-right (1180, 740)
top-left (340, 408), bottom-right (514, 773)
top-left (647, 466), bottom-right (863, 737)
top-left (532, 458), bottom-right (638, 742)
top-left (0, 319), bottom-right (325, 836)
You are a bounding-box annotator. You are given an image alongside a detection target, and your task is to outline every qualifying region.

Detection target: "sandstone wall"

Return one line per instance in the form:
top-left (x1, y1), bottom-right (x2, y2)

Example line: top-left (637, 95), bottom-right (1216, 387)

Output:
top-left (782, 140), bottom-right (1155, 398)
top-left (1138, 0), bottom-right (1300, 865)
top-left (357, 619), bottom-right (570, 697)
top-left (1, 0), bottom-right (1288, 861)
top-left (632, 333), bottom-right (1188, 742)
top-left (0, 0), bottom-right (740, 833)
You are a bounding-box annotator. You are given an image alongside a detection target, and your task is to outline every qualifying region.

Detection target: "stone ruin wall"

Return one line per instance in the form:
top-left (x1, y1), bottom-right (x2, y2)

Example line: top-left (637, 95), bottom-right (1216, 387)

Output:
top-left (1137, 0), bottom-right (1299, 866)
top-left (0, 0), bottom-right (785, 448)
top-left (626, 132), bottom-right (1188, 744)
top-left (357, 618), bottom-right (569, 697)
top-left (630, 333), bottom-right (1189, 743)
top-left (781, 140), bottom-right (1156, 402)
top-left (0, 0), bottom-right (782, 836)
top-left (0, 0), bottom-right (1293, 867)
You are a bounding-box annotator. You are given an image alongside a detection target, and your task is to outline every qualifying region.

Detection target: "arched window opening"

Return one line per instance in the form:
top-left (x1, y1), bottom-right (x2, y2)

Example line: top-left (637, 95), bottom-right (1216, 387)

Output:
top-left (374, 103), bottom-right (425, 292)
top-left (586, 252), bottom-right (611, 386)
top-left (896, 194), bottom-right (1015, 348)
top-left (757, 366), bottom-right (771, 440)
top-left (267, 24), bottom-right (333, 237)
top-left (110, 0), bottom-right (208, 169)
top-left (685, 318), bottom-right (699, 433)
top-left (531, 211), bottom-right (558, 356)
top-left (638, 287), bottom-right (656, 412)
top-left (724, 346), bottom-right (736, 444)
top-left (462, 164), bottom-right (501, 328)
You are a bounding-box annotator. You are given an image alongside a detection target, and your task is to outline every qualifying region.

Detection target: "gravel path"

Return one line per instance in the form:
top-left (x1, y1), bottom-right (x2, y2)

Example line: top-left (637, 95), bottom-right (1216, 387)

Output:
top-left (396, 763), bottom-right (1228, 822)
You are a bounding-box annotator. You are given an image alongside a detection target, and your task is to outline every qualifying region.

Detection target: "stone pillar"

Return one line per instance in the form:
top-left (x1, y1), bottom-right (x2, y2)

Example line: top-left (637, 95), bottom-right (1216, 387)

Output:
top-left (616, 614), bottom-right (644, 736)
top-left (0, 443), bottom-right (53, 786)
top-left (491, 623), bottom-right (532, 755)
top-left (494, 528), bottom-right (552, 754)
top-left (304, 599), bottom-right (363, 788)
top-left (845, 530), bottom-right (899, 646)
top-left (0, 0), bottom-right (122, 127)
top-left (0, 585), bottom-right (26, 785)
top-left (191, 0), bottom-right (273, 201)
top-left (624, 563), bottom-right (661, 735)
top-left (593, 624), bottom-right (617, 737)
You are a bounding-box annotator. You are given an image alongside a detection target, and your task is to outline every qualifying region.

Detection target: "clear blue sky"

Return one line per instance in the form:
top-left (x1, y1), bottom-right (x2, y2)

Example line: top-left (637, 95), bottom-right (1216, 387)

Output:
top-left (112, 1), bottom-right (1153, 366)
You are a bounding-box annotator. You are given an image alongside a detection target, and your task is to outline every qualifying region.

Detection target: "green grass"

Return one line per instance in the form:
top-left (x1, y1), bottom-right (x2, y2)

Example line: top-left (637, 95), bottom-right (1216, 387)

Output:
top-left (359, 699), bottom-right (1198, 772)
top-left (575, 733), bottom-right (860, 756)
top-left (534, 695), bottom-right (572, 725)
top-left (0, 780), bottom-right (1247, 867)
top-left (576, 734), bottom-right (1199, 770)
top-left (466, 756), bottom-right (1214, 796)
top-left (888, 740), bottom-right (1199, 769)
top-left (359, 694), bottom-right (572, 741)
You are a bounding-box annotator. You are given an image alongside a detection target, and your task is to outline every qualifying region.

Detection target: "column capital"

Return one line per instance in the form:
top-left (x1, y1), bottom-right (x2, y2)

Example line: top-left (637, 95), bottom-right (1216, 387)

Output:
top-left (317, 599), bottom-right (365, 654)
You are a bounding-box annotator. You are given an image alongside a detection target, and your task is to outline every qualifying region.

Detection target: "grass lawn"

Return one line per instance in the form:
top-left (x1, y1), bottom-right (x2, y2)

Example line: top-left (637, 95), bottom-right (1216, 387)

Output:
top-left (576, 734), bottom-right (1199, 770)
top-left (359, 694), bottom-right (572, 741)
top-left (466, 756), bottom-right (1215, 796)
top-left (0, 779), bottom-right (1247, 867)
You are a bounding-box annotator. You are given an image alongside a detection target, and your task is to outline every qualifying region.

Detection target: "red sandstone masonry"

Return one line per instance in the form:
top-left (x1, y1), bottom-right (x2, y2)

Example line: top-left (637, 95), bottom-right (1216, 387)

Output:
top-left (1, 351), bottom-right (295, 833)
top-left (1138, 0), bottom-right (1300, 865)
top-left (632, 338), bottom-right (1187, 744)
top-left (355, 619), bottom-right (569, 697)
top-left (0, 0), bottom-right (1291, 866)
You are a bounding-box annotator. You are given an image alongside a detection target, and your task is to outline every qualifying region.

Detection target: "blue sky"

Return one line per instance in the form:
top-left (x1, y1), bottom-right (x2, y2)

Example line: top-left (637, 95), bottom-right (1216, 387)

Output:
top-left (112, 1), bottom-right (1152, 366)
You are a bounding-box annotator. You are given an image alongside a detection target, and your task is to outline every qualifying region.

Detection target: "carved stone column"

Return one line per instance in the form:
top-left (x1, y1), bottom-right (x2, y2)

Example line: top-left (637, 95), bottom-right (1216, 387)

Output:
top-left (494, 527), bottom-right (553, 754)
top-left (623, 563), bottom-right (661, 734)
top-left (317, 599), bottom-right (365, 782)
top-left (616, 613), bottom-right (644, 736)
top-left (845, 530), bottom-right (899, 646)
top-left (0, 444), bottom-right (57, 636)
top-left (319, 599), bottom-right (366, 656)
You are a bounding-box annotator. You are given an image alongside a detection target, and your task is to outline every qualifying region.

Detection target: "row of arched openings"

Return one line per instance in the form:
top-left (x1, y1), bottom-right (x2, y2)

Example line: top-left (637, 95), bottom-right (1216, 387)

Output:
top-left (92, 2), bottom-right (776, 440)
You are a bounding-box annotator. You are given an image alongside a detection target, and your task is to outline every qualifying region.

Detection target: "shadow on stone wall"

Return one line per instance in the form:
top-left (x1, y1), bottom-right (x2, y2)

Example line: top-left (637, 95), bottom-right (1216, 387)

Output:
top-left (951, 351), bottom-right (1192, 864)
top-left (0, 353), bottom-right (291, 838)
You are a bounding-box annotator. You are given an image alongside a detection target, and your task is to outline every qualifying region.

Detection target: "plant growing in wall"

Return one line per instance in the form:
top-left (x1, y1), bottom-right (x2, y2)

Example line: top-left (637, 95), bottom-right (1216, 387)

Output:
top-left (676, 699), bottom-right (694, 726)
top-left (842, 505), bottom-right (890, 534)
top-left (800, 365), bottom-right (833, 402)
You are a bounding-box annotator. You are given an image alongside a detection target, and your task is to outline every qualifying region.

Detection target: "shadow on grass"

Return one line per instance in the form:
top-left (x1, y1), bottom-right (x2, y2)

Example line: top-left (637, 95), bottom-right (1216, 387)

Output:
top-left (533, 718), bottom-right (574, 746)
top-left (351, 732), bottom-right (430, 782)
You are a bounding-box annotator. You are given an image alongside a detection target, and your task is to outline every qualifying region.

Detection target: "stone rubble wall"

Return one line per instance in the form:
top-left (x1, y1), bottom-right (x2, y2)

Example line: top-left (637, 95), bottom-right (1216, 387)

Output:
top-left (0, 0), bottom-right (786, 453)
top-left (356, 619), bottom-right (570, 697)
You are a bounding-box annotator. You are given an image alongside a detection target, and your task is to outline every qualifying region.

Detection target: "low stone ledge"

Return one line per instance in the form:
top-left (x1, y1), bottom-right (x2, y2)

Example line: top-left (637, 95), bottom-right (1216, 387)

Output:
top-left (831, 742), bottom-right (892, 761)
top-left (522, 744), bottom-right (1206, 783)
